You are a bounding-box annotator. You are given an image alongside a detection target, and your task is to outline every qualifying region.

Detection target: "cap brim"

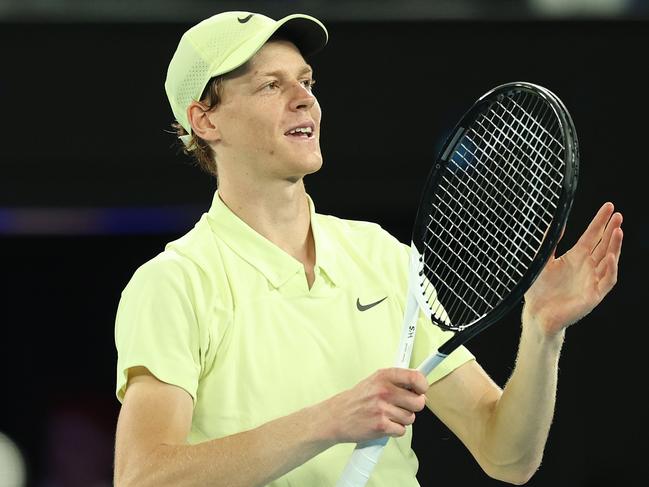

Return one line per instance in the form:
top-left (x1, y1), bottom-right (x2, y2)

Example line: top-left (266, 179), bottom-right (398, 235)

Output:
top-left (213, 13), bottom-right (328, 79)
top-left (273, 14), bottom-right (328, 58)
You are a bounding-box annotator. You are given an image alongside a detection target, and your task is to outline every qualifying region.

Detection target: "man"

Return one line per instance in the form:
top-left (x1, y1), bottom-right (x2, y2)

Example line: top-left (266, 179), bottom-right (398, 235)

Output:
top-left (113, 11), bottom-right (623, 487)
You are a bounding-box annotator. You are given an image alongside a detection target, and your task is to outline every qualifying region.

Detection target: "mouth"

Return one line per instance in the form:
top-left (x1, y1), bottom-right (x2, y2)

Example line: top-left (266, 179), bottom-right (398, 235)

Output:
top-left (284, 122), bottom-right (316, 139)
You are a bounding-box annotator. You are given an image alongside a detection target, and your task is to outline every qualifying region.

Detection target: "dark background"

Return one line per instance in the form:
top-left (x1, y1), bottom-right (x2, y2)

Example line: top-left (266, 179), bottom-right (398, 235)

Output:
top-left (1, 8), bottom-right (648, 487)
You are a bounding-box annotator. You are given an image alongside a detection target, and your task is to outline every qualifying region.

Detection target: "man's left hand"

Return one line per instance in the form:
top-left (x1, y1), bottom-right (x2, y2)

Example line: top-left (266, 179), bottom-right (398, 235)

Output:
top-left (523, 202), bottom-right (623, 336)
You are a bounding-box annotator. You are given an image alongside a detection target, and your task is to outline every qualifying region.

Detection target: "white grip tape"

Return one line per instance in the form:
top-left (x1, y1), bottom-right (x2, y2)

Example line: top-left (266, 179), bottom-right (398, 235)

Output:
top-left (336, 438), bottom-right (388, 487)
top-left (337, 354), bottom-right (447, 487)
top-left (394, 288), bottom-right (420, 368)
top-left (336, 246), bottom-right (424, 487)
top-left (337, 258), bottom-right (422, 485)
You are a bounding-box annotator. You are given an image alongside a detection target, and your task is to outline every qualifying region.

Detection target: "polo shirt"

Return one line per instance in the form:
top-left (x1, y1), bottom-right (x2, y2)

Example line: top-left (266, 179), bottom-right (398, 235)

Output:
top-left (115, 191), bottom-right (474, 486)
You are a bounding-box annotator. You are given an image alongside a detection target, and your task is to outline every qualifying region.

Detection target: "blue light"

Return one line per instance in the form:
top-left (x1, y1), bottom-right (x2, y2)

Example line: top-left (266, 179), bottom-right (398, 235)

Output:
top-left (0, 206), bottom-right (204, 235)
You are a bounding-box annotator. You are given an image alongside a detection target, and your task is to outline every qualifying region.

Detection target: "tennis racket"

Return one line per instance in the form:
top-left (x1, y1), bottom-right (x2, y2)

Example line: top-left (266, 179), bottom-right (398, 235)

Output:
top-left (336, 81), bottom-right (579, 486)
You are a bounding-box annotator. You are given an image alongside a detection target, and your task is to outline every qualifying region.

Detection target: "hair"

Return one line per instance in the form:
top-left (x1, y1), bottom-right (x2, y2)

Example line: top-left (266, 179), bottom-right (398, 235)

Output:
top-left (171, 76), bottom-right (225, 178)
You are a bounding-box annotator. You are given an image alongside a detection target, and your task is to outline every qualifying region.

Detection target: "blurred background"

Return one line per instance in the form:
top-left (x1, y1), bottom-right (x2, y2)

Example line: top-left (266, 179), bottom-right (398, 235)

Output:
top-left (1, 0), bottom-right (648, 486)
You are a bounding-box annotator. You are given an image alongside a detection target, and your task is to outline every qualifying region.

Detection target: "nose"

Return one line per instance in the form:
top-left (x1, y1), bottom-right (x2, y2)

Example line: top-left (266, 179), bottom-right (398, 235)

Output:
top-left (288, 82), bottom-right (316, 112)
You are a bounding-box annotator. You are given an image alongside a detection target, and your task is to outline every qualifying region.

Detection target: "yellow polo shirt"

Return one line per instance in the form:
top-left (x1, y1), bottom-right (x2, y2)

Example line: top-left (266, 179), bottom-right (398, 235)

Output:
top-left (115, 191), bottom-right (474, 486)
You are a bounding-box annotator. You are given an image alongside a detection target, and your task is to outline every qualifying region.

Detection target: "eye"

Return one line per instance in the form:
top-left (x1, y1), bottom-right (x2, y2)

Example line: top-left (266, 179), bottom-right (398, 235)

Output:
top-left (301, 79), bottom-right (316, 91)
top-left (263, 80), bottom-right (280, 91)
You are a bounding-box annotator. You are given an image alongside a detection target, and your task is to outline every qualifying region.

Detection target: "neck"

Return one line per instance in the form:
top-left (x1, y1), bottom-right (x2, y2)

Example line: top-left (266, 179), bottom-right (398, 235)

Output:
top-left (218, 179), bottom-right (316, 285)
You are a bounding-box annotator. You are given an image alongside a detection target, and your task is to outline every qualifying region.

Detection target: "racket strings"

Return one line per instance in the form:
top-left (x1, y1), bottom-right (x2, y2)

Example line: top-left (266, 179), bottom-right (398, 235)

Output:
top-left (426, 124), bottom-right (550, 318)
top-left (436, 95), bottom-right (560, 324)
top-left (476, 98), bottom-right (563, 214)
top-left (489, 93), bottom-right (566, 262)
top-left (468, 123), bottom-right (560, 216)
top-left (504, 96), bottom-right (566, 157)
top-left (490, 105), bottom-right (564, 176)
top-left (464, 98), bottom-right (558, 254)
top-left (481, 112), bottom-right (564, 217)
top-left (446, 96), bottom-right (559, 320)
top-left (420, 90), bottom-right (566, 330)
top-left (429, 186), bottom-right (527, 276)
top-left (422, 239), bottom-right (505, 304)
top-left (449, 151), bottom-right (546, 247)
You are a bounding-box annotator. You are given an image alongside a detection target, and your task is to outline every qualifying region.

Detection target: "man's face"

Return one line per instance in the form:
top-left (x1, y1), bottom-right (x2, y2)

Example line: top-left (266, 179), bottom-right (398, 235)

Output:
top-left (210, 40), bottom-right (323, 184)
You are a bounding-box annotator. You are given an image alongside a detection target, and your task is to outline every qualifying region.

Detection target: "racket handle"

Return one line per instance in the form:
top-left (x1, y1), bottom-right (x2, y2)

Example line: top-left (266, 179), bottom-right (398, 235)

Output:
top-left (335, 437), bottom-right (389, 487)
top-left (416, 351), bottom-right (447, 376)
top-left (337, 249), bottom-right (422, 486)
top-left (335, 352), bottom-right (448, 487)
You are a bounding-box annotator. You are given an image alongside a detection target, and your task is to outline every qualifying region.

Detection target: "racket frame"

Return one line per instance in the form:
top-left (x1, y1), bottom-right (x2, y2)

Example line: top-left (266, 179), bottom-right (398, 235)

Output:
top-left (410, 82), bottom-right (579, 356)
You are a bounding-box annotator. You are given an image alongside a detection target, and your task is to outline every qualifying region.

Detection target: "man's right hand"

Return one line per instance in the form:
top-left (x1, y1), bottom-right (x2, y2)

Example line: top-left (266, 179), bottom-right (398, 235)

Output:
top-left (115, 366), bottom-right (428, 487)
top-left (322, 368), bottom-right (428, 443)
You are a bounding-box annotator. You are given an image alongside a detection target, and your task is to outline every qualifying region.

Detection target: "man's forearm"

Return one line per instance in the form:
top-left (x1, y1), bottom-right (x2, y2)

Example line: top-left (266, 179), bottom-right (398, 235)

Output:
top-left (481, 312), bottom-right (565, 481)
top-left (117, 401), bottom-right (336, 487)
top-left (116, 366), bottom-right (428, 487)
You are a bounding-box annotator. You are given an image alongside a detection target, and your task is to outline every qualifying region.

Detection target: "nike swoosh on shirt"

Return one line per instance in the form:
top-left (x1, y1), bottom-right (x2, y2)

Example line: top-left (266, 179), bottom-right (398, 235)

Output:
top-left (238, 14), bottom-right (253, 23)
top-left (356, 296), bottom-right (388, 312)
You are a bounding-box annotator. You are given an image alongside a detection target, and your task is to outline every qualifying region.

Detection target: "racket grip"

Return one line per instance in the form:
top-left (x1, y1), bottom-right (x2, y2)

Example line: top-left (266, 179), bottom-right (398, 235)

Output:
top-left (335, 437), bottom-right (389, 487)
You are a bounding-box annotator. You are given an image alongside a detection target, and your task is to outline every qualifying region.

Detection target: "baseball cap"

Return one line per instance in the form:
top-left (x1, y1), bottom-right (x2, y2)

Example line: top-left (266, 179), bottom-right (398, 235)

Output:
top-left (165, 11), bottom-right (329, 148)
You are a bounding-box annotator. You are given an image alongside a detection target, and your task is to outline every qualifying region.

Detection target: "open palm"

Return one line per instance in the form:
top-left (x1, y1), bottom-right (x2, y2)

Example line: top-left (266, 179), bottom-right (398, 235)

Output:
top-left (523, 202), bottom-right (623, 336)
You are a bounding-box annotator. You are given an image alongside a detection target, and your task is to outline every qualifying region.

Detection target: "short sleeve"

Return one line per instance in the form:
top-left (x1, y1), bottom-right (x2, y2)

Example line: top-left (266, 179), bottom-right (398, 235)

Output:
top-left (115, 254), bottom-right (202, 403)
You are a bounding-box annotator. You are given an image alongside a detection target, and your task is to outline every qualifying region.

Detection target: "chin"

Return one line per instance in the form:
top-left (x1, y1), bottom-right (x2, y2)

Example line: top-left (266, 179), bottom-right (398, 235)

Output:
top-left (287, 153), bottom-right (323, 178)
top-left (305, 155), bottom-right (323, 175)
top-left (272, 146), bottom-right (323, 181)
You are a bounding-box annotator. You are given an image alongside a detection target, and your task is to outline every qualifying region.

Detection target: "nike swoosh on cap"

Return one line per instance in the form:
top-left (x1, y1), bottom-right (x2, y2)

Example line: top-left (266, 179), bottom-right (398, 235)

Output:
top-left (238, 14), bottom-right (254, 23)
top-left (356, 297), bottom-right (388, 312)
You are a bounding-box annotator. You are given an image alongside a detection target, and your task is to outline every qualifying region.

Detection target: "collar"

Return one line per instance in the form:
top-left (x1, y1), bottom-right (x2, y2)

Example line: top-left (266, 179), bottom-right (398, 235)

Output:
top-left (206, 191), bottom-right (339, 289)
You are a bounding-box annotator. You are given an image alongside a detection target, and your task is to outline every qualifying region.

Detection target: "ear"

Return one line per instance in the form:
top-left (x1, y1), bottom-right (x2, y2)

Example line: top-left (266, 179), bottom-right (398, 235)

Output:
top-left (186, 101), bottom-right (221, 143)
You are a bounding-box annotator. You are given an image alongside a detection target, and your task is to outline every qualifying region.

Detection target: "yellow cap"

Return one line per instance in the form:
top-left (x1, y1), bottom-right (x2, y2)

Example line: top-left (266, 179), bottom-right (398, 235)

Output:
top-left (164, 11), bottom-right (328, 148)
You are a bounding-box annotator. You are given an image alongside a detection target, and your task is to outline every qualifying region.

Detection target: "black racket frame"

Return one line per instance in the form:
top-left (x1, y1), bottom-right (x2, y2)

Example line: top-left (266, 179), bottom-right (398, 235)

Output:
top-left (411, 82), bottom-right (580, 356)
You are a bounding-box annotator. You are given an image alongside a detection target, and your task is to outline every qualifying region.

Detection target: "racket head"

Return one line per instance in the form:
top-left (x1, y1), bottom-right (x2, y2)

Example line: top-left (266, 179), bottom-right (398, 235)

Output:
top-left (411, 82), bottom-right (579, 347)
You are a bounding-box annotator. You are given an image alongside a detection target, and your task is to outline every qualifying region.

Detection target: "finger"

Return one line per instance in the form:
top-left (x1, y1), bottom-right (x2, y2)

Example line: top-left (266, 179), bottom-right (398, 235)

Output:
top-left (592, 212), bottom-right (623, 263)
top-left (595, 226), bottom-right (623, 277)
top-left (595, 228), bottom-right (622, 287)
top-left (384, 404), bottom-right (417, 433)
top-left (382, 420), bottom-right (407, 438)
top-left (576, 202), bottom-right (615, 251)
top-left (372, 404), bottom-right (413, 438)
top-left (596, 253), bottom-right (619, 296)
top-left (388, 368), bottom-right (428, 395)
top-left (611, 227), bottom-right (624, 265)
top-left (389, 403), bottom-right (417, 425)
top-left (389, 387), bottom-right (426, 413)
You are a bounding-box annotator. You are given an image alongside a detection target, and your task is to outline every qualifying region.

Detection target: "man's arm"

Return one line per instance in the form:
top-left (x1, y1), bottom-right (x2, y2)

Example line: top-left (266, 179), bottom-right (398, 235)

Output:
top-left (425, 202), bottom-right (623, 485)
top-left (114, 366), bottom-right (429, 487)
top-left (425, 323), bottom-right (563, 485)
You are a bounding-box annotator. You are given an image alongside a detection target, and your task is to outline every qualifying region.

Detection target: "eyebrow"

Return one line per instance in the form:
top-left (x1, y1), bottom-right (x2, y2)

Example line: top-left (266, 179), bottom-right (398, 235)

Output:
top-left (254, 65), bottom-right (314, 79)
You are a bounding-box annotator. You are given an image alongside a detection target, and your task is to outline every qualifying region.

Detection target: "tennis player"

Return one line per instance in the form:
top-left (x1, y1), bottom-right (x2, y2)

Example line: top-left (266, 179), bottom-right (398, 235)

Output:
top-left (113, 11), bottom-right (623, 487)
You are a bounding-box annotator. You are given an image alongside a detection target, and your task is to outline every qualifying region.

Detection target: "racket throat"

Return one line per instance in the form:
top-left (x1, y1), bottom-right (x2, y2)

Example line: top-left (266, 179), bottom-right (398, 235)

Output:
top-left (417, 351), bottom-right (448, 377)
